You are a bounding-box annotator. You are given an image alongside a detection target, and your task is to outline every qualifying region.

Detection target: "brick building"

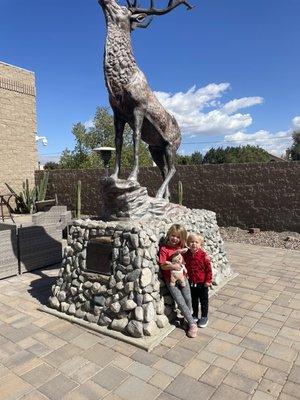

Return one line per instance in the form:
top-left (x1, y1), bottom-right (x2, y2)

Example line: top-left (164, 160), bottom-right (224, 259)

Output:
top-left (0, 61), bottom-right (37, 194)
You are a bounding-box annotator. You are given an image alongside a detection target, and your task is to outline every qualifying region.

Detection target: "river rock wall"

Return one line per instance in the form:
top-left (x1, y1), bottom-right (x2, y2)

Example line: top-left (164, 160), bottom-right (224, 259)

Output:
top-left (48, 208), bottom-right (232, 338)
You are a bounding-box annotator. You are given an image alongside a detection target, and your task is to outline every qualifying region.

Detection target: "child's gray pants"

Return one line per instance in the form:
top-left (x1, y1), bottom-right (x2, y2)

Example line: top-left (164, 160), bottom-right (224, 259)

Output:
top-left (166, 278), bottom-right (194, 325)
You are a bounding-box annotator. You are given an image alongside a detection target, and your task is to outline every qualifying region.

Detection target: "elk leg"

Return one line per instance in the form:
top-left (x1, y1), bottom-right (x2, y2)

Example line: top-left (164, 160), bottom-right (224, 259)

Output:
top-left (149, 146), bottom-right (169, 198)
top-left (111, 113), bottom-right (125, 180)
top-left (156, 145), bottom-right (175, 199)
top-left (128, 109), bottom-right (144, 182)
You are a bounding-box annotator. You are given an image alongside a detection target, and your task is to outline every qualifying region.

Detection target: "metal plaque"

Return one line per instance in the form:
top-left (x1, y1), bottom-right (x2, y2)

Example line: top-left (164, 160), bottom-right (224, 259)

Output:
top-left (86, 236), bottom-right (113, 275)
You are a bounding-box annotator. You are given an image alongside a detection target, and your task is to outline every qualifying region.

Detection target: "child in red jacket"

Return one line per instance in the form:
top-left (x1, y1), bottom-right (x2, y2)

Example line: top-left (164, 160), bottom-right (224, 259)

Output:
top-left (184, 233), bottom-right (212, 328)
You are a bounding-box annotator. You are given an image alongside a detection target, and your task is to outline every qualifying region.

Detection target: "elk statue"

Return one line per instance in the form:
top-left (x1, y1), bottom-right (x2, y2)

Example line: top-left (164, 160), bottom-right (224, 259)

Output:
top-left (98, 0), bottom-right (193, 199)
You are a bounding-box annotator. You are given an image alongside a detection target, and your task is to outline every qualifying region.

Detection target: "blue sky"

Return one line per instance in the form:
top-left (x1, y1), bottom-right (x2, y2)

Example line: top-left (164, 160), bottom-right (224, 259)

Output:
top-left (1, 0), bottom-right (300, 162)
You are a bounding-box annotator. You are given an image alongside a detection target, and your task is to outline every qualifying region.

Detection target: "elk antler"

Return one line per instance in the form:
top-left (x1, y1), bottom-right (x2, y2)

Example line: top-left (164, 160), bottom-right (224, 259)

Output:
top-left (127, 0), bottom-right (194, 16)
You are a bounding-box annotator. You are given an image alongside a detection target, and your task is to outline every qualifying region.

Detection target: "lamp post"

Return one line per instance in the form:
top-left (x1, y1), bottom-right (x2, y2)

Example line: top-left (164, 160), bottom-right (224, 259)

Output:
top-left (93, 146), bottom-right (115, 177)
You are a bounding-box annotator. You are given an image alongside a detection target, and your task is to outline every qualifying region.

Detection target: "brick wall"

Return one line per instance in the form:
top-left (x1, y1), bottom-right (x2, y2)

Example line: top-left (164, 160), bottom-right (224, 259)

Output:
top-left (36, 162), bottom-right (300, 232)
top-left (0, 61), bottom-right (37, 194)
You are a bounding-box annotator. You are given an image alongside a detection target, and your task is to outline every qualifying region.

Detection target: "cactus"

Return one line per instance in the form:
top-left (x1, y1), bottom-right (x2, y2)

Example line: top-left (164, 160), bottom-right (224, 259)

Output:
top-left (75, 180), bottom-right (82, 219)
top-left (6, 180), bottom-right (36, 213)
top-left (178, 180), bottom-right (183, 205)
top-left (36, 171), bottom-right (49, 201)
top-left (5, 173), bottom-right (49, 214)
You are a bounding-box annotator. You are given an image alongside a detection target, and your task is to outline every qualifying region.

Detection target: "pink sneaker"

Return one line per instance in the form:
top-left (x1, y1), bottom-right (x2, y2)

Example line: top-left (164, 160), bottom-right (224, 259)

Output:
top-left (186, 323), bottom-right (198, 338)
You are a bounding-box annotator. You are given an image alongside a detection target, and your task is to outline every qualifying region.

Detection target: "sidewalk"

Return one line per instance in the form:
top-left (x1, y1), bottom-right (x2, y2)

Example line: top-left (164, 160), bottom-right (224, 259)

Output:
top-left (0, 242), bottom-right (299, 400)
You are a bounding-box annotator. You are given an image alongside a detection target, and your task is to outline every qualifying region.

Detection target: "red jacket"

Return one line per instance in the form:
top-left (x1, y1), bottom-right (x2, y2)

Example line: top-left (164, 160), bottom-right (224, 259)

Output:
top-left (159, 244), bottom-right (184, 283)
top-left (184, 249), bottom-right (212, 285)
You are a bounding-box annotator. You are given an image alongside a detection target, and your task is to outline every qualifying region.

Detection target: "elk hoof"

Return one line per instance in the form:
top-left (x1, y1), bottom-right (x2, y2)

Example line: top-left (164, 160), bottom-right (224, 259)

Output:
top-left (110, 173), bottom-right (119, 180)
top-left (128, 174), bottom-right (137, 182)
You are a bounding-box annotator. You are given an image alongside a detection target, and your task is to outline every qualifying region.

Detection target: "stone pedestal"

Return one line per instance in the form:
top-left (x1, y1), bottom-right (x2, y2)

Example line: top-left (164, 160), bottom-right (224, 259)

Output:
top-left (48, 207), bottom-right (232, 340)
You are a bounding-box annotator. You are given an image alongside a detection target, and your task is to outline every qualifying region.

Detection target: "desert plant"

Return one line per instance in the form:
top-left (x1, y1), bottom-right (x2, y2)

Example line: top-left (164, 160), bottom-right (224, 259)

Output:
top-left (178, 180), bottom-right (183, 205)
top-left (6, 179), bottom-right (37, 213)
top-left (36, 171), bottom-right (49, 201)
top-left (75, 180), bottom-right (82, 219)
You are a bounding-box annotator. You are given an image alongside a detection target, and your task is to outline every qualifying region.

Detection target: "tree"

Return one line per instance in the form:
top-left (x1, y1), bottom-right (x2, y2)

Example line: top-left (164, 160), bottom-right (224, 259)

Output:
top-left (202, 145), bottom-right (270, 164)
top-left (176, 151), bottom-right (203, 165)
top-left (43, 161), bottom-right (60, 170)
top-left (289, 132), bottom-right (300, 161)
top-left (190, 151), bottom-right (203, 164)
top-left (59, 107), bottom-right (152, 169)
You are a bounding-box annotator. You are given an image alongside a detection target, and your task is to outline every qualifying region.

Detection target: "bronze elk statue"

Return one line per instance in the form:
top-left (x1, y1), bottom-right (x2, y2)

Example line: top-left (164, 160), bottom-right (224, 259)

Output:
top-left (98, 0), bottom-right (193, 199)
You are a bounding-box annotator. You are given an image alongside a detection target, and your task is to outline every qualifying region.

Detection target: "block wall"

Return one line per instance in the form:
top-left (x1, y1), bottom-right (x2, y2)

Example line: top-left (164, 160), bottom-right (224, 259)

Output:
top-left (36, 162), bottom-right (300, 232)
top-left (0, 61), bottom-right (37, 194)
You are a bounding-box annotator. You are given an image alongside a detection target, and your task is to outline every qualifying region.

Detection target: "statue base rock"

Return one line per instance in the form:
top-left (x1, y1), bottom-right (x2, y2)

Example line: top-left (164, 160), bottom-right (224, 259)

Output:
top-left (48, 206), bottom-right (232, 342)
top-left (101, 177), bottom-right (185, 220)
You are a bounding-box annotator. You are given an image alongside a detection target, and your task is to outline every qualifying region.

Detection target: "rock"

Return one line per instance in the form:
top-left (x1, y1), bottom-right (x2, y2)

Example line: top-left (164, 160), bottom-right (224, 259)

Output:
top-left (116, 281), bottom-right (124, 290)
top-left (126, 270), bottom-right (140, 282)
top-left (156, 314), bottom-right (169, 328)
top-left (116, 270), bottom-right (125, 281)
top-left (110, 302), bottom-right (121, 313)
top-left (156, 299), bottom-right (164, 315)
top-left (144, 320), bottom-right (159, 336)
top-left (133, 255), bottom-right (142, 269)
top-left (85, 313), bottom-right (99, 323)
top-left (94, 296), bottom-right (106, 307)
top-left (122, 255), bottom-right (131, 265)
top-left (109, 276), bottom-right (116, 288)
top-left (143, 302), bottom-right (155, 322)
top-left (134, 306), bottom-right (144, 321)
top-left (110, 317), bottom-right (128, 332)
top-left (75, 309), bottom-right (86, 319)
top-left (140, 268), bottom-right (152, 287)
top-left (125, 281), bottom-right (134, 294)
top-left (52, 285), bottom-right (60, 296)
top-left (94, 306), bottom-right (102, 316)
top-left (127, 320), bottom-right (143, 338)
top-left (143, 293), bottom-right (153, 303)
top-left (49, 296), bottom-right (60, 309)
top-left (130, 234), bottom-right (139, 249)
top-left (91, 282), bottom-right (101, 293)
top-left (122, 299), bottom-right (137, 311)
top-left (98, 314), bottom-right (112, 326)
top-left (70, 287), bottom-right (78, 296)
top-left (135, 293), bottom-right (143, 306)
top-left (68, 304), bottom-right (76, 315)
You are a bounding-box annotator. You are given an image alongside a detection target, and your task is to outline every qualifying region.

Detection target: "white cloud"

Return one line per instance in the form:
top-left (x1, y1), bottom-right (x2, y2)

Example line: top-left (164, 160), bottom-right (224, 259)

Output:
top-left (221, 97), bottom-right (264, 115)
top-left (154, 83), bottom-right (261, 135)
top-left (224, 129), bottom-right (293, 156)
top-left (292, 116), bottom-right (300, 131)
top-left (154, 83), bottom-right (297, 156)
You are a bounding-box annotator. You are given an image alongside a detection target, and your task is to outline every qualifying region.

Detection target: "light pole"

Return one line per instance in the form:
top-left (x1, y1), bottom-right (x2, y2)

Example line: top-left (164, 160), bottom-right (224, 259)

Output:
top-left (93, 146), bottom-right (115, 177)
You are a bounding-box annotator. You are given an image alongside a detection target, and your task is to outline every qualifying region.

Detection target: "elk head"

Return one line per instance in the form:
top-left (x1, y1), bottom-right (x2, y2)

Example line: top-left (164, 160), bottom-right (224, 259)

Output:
top-left (98, 0), bottom-right (194, 31)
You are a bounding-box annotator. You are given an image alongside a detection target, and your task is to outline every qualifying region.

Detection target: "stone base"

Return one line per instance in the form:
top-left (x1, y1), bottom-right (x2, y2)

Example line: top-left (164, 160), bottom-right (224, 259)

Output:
top-left (48, 207), bottom-right (232, 340)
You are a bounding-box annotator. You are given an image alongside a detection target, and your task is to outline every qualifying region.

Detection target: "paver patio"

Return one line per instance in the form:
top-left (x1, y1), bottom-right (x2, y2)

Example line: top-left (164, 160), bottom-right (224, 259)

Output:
top-left (0, 242), bottom-right (299, 400)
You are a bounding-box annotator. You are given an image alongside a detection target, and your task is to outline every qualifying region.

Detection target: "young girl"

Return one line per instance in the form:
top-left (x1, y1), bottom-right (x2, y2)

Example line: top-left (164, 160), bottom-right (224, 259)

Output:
top-left (184, 233), bottom-right (212, 328)
top-left (159, 224), bottom-right (198, 338)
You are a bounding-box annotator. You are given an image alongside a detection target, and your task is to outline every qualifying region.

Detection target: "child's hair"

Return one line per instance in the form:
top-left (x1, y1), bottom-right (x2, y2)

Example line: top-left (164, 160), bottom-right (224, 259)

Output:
top-left (166, 224), bottom-right (187, 246)
top-left (187, 232), bottom-right (204, 246)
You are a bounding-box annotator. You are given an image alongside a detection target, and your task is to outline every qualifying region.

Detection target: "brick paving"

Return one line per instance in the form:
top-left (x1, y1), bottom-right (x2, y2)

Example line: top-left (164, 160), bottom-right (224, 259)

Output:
top-left (0, 242), bottom-right (299, 400)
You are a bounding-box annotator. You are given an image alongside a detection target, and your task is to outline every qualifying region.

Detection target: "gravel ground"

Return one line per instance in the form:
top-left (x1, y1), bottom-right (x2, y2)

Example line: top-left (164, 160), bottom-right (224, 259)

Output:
top-left (220, 226), bottom-right (300, 251)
